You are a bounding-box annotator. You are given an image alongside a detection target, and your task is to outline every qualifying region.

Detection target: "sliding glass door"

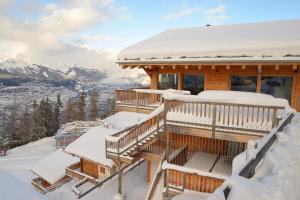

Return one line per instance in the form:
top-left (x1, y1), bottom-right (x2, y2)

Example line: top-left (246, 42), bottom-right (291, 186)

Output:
top-left (183, 74), bottom-right (205, 95)
top-left (158, 74), bottom-right (178, 90)
top-left (260, 76), bottom-right (292, 103)
top-left (231, 76), bottom-right (257, 92)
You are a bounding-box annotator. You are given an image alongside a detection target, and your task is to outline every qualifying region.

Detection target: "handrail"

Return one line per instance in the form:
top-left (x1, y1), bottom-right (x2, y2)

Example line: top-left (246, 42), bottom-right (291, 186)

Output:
top-left (106, 110), bottom-right (164, 157)
top-left (145, 151), bottom-right (166, 200)
top-left (220, 112), bottom-right (295, 199)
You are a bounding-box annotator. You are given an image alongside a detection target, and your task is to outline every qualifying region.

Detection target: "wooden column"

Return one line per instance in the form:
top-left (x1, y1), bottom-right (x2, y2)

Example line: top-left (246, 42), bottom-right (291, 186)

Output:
top-left (178, 73), bottom-right (183, 90)
top-left (291, 66), bottom-right (298, 108)
top-left (147, 160), bottom-right (151, 183)
top-left (117, 160), bottom-right (123, 194)
top-left (257, 65), bottom-right (262, 93)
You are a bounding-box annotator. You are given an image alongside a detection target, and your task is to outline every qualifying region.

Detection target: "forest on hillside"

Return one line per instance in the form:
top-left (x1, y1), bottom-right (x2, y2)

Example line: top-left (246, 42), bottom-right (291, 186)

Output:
top-left (0, 91), bottom-right (115, 150)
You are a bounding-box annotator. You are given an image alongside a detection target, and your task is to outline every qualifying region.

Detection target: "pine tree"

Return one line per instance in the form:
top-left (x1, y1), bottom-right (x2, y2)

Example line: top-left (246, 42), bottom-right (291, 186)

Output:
top-left (54, 94), bottom-right (63, 133)
top-left (89, 91), bottom-right (99, 120)
top-left (32, 99), bottom-right (45, 140)
top-left (18, 105), bottom-right (31, 145)
top-left (78, 92), bottom-right (86, 121)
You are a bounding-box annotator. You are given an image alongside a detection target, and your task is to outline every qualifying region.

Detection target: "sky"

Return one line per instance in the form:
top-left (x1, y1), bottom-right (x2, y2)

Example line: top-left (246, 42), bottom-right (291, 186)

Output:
top-left (0, 0), bottom-right (300, 73)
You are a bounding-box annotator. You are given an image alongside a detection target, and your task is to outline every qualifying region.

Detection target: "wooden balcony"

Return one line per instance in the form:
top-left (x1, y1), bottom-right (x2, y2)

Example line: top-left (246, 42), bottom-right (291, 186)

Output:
top-left (115, 89), bottom-right (164, 114)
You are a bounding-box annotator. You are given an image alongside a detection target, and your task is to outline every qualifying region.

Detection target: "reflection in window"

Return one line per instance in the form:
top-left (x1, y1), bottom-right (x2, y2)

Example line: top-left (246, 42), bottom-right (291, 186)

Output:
top-left (184, 74), bottom-right (205, 95)
top-left (260, 76), bottom-right (292, 103)
top-left (231, 76), bottom-right (257, 92)
top-left (158, 74), bottom-right (178, 90)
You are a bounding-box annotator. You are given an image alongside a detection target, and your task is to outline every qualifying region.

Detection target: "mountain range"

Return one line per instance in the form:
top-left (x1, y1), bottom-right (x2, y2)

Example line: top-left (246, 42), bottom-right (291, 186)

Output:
top-left (0, 57), bottom-right (106, 81)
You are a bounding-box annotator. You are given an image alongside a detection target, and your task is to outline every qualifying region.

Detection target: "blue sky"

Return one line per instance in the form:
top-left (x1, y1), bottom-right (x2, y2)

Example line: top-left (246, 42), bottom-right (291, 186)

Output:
top-left (87, 0), bottom-right (300, 50)
top-left (0, 0), bottom-right (300, 70)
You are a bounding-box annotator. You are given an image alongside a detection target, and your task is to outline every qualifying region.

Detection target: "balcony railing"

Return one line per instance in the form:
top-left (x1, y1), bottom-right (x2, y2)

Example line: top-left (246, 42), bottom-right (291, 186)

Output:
top-left (115, 89), bottom-right (163, 113)
top-left (165, 99), bottom-right (285, 136)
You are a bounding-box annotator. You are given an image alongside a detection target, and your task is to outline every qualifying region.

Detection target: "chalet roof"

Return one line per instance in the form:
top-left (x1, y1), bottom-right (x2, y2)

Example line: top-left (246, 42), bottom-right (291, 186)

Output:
top-left (65, 126), bottom-right (118, 167)
top-left (31, 149), bottom-right (79, 185)
top-left (117, 19), bottom-right (300, 64)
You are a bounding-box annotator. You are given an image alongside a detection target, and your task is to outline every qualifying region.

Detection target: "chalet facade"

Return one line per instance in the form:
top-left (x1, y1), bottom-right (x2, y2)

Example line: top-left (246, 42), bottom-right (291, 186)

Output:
top-left (105, 19), bottom-right (299, 199)
top-left (117, 19), bottom-right (300, 112)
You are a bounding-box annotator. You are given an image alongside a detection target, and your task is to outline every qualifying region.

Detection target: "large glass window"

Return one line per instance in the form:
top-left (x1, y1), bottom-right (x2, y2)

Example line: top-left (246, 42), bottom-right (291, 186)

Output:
top-left (183, 74), bottom-right (205, 95)
top-left (260, 76), bottom-right (292, 103)
top-left (231, 76), bottom-right (257, 92)
top-left (158, 74), bottom-right (178, 90)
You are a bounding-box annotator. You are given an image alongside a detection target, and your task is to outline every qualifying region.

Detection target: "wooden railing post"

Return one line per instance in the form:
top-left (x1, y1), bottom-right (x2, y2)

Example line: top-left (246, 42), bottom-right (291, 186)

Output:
top-left (136, 91), bottom-right (139, 113)
top-left (212, 104), bottom-right (217, 139)
top-left (272, 108), bottom-right (278, 128)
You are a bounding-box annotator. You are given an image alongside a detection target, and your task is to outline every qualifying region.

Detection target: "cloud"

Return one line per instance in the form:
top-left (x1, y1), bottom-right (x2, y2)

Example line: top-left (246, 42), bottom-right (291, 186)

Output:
top-left (0, 0), bottom-right (126, 71)
top-left (204, 5), bottom-right (228, 24)
top-left (164, 6), bottom-right (198, 21)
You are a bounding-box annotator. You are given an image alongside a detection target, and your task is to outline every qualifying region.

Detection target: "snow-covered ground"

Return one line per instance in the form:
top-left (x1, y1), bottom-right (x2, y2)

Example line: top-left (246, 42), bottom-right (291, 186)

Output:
top-left (0, 136), bottom-right (150, 200)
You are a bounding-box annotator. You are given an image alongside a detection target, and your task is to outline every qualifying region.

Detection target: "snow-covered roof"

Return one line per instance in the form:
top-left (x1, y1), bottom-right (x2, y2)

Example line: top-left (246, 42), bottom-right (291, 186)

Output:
top-left (0, 170), bottom-right (48, 200)
top-left (118, 19), bottom-right (300, 63)
top-left (65, 126), bottom-right (118, 167)
top-left (103, 112), bottom-right (148, 130)
top-left (31, 149), bottom-right (79, 185)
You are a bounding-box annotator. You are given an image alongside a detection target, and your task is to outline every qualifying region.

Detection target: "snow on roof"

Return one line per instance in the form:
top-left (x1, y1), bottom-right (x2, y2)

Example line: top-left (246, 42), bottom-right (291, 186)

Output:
top-left (31, 149), bottom-right (79, 185)
top-left (164, 90), bottom-right (292, 111)
top-left (103, 112), bottom-right (148, 130)
top-left (118, 19), bottom-right (300, 63)
top-left (0, 170), bottom-right (48, 200)
top-left (65, 126), bottom-right (118, 167)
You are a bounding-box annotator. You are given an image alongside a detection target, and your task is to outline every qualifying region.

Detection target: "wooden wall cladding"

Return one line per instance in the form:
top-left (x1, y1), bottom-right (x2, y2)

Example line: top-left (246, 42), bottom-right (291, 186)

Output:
top-left (81, 159), bottom-right (99, 178)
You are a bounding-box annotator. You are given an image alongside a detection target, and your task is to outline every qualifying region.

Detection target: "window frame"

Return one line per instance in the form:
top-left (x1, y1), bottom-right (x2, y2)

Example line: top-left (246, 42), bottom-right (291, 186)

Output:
top-left (157, 73), bottom-right (179, 90)
top-left (183, 73), bottom-right (205, 95)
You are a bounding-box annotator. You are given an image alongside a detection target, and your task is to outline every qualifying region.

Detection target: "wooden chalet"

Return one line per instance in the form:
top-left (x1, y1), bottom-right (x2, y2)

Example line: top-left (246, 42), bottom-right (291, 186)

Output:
top-left (65, 126), bottom-right (118, 184)
top-left (31, 149), bottom-right (79, 193)
top-left (105, 19), bottom-right (300, 199)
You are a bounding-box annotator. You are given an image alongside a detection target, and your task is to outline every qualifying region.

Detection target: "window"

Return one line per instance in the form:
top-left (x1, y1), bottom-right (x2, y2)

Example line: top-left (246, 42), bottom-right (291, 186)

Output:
top-left (260, 76), bottom-right (292, 103)
top-left (231, 76), bottom-right (257, 92)
top-left (158, 74), bottom-right (178, 90)
top-left (183, 74), bottom-right (205, 95)
top-left (100, 166), bottom-right (106, 174)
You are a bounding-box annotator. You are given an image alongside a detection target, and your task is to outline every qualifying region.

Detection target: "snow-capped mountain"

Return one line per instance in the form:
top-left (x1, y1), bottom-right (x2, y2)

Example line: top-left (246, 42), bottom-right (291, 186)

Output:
top-left (0, 58), bottom-right (107, 81)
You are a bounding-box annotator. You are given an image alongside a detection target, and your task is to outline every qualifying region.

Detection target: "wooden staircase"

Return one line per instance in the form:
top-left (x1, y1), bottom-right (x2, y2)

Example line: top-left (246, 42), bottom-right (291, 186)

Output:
top-left (105, 109), bottom-right (165, 164)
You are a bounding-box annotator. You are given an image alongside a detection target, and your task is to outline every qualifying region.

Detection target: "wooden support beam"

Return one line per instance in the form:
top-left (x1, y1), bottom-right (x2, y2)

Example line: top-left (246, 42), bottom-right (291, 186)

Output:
top-left (257, 65), bottom-right (262, 74)
top-left (293, 64), bottom-right (298, 71)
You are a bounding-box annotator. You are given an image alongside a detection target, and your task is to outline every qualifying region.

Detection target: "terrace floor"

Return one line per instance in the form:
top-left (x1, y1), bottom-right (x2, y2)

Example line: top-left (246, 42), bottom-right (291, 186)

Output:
top-left (185, 151), bottom-right (232, 176)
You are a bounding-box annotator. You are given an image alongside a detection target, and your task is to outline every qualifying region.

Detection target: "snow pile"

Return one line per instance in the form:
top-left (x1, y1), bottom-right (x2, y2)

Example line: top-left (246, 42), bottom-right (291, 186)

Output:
top-left (65, 126), bottom-right (118, 167)
top-left (0, 170), bottom-right (48, 200)
top-left (118, 19), bottom-right (300, 62)
top-left (208, 113), bottom-right (300, 200)
top-left (172, 190), bottom-right (210, 200)
top-left (165, 90), bottom-right (291, 111)
top-left (31, 149), bottom-right (79, 185)
top-left (104, 112), bottom-right (148, 130)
